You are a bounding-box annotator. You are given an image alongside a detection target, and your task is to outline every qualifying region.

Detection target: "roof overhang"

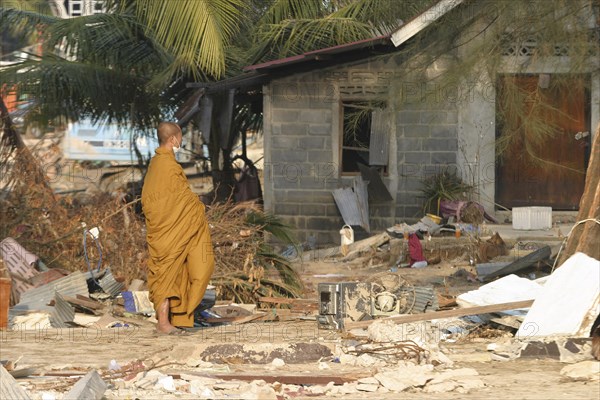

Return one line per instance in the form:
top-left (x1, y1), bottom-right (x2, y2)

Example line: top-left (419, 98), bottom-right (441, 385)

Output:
top-left (391, 0), bottom-right (465, 47)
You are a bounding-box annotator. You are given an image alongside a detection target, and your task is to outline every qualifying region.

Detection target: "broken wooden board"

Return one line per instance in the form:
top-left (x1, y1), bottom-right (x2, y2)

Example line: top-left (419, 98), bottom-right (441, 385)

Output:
top-left (301, 232), bottom-right (391, 262)
top-left (167, 370), bottom-right (370, 385)
top-left (345, 300), bottom-right (534, 330)
top-left (201, 313), bottom-right (266, 325)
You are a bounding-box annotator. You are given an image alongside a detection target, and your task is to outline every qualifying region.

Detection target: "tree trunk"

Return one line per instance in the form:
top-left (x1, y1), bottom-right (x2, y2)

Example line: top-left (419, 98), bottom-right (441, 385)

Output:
top-left (556, 123), bottom-right (600, 266)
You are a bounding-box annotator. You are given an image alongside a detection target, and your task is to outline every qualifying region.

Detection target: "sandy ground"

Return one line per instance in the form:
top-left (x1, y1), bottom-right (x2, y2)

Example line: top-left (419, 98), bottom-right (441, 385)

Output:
top-left (1, 322), bottom-right (598, 399)
top-left (2, 253), bottom-right (598, 399)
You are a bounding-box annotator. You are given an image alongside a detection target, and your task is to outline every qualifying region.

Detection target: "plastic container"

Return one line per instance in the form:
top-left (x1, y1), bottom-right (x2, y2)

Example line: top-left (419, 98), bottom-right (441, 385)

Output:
top-left (512, 207), bottom-right (552, 230)
top-left (426, 213), bottom-right (442, 225)
top-left (339, 225), bottom-right (354, 246)
top-left (0, 278), bottom-right (11, 329)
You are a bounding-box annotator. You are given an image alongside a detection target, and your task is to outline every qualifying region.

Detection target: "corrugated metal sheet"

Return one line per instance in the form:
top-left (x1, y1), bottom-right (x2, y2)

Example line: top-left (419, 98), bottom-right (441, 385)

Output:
top-left (98, 269), bottom-right (124, 297)
top-left (49, 292), bottom-right (75, 328)
top-left (354, 176), bottom-right (370, 232)
top-left (332, 177), bottom-right (371, 232)
top-left (402, 286), bottom-right (439, 314)
top-left (369, 110), bottom-right (389, 166)
top-left (11, 271), bottom-right (88, 314)
top-left (332, 187), bottom-right (363, 227)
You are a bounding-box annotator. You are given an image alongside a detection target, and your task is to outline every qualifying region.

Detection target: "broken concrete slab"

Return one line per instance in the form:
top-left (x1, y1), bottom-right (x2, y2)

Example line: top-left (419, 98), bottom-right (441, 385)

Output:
top-left (0, 364), bottom-right (31, 400)
top-left (516, 252), bottom-right (600, 338)
top-left (560, 361), bottom-right (600, 381)
top-left (457, 274), bottom-right (541, 313)
top-left (199, 342), bottom-right (332, 364)
top-left (374, 364), bottom-right (434, 391)
top-left (63, 370), bottom-right (107, 400)
top-left (519, 338), bottom-right (594, 362)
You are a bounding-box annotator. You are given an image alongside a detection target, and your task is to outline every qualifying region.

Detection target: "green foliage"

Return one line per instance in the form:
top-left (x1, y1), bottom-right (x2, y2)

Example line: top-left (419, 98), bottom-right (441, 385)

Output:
top-left (419, 169), bottom-right (474, 214)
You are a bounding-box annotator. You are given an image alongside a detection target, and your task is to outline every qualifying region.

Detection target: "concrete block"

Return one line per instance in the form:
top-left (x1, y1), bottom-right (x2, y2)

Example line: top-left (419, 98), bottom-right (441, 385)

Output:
top-left (272, 110), bottom-right (300, 123)
top-left (431, 152), bottom-right (457, 164)
top-left (431, 125), bottom-right (457, 138)
top-left (280, 122), bottom-right (308, 135)
top-left (397, 111), bottom-right (421, 124)
top-left (306, 217), bottom-right (338, 230)
top-left (423, 138), bottom-right (458, 151)
top-left (420, 111), bottom-right (447, 124)
top-left (308, 124), bottom-right (331, 136)
top-left (308, 150), bottom-right (332, 163)
top-left (398, 138), bottom-right (421, 151)
top-left (404, 151), bottom-right (430, 165)
top-left (300, 110), bottom-right (332, 124)
top-left (272, 136), bottom-right (298, 149)
top-left (274, 203), bottom-right (300, 216)
top-left (300, 204), bottom-right (328, 216)
top-left (403, 125), bottom-right (430, 138)
top-left (298, 136), bottom-right (325, 150)
top-left (270, 150), bottom-right (306, 163)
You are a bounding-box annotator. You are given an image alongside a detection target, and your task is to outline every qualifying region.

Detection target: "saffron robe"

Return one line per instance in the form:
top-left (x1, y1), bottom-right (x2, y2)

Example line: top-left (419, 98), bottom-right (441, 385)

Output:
top-left (141, 147), bottom-right (214, 327)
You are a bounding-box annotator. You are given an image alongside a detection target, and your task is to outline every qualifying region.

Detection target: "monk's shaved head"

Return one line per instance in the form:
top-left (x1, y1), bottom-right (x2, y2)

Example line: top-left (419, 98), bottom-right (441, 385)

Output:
top-left (157, 122), bottom-right (182, 145)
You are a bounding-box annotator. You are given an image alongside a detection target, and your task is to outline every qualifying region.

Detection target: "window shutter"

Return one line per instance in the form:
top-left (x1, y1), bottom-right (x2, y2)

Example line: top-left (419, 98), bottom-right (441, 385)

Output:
top-left (197, 95), bottom-right (213, 143)
top-left (369, 110), bottom-right (389, 166)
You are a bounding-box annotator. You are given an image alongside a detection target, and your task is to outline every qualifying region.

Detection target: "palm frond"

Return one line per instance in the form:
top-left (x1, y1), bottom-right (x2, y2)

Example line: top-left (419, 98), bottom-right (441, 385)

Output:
top-left (132, 0), bottom-right (246, 80)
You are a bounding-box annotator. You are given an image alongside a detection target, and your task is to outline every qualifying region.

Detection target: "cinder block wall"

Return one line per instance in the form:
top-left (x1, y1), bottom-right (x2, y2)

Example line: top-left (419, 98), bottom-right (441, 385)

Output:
top-left (264, 62), bottom-right (461, 245)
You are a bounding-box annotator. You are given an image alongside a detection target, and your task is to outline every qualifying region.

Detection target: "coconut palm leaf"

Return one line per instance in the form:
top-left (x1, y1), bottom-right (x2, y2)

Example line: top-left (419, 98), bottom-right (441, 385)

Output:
top-left (130, 0), bottom-right (246, 80)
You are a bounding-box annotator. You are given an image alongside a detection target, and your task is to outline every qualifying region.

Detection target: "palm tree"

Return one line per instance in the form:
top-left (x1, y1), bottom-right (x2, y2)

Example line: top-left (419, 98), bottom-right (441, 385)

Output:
top-left (0, 0), bottom-right (246, 130)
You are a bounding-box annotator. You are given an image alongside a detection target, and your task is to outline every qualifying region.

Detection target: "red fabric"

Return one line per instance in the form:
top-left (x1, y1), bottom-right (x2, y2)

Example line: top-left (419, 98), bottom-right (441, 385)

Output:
top-left (408, 234), bottom-right (426, 266)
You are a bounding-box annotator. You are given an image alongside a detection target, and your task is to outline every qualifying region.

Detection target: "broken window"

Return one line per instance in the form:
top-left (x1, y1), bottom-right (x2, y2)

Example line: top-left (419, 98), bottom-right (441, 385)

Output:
top-left (341, 101), bottom-right (388, 174)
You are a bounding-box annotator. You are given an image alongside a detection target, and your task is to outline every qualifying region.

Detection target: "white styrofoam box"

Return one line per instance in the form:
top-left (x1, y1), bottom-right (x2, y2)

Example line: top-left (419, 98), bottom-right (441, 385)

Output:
top-left (512, 207), bottom-right (552, 230)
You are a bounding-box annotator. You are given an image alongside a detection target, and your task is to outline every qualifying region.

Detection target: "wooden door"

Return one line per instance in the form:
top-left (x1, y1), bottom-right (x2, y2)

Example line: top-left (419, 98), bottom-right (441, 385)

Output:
top-left (495, 75), bottom-right (590, 210)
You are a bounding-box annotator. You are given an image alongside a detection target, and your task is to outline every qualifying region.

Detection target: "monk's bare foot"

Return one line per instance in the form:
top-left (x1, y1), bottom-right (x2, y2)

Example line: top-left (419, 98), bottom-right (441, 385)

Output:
top-left (156, 323), bottom-right (178, 334)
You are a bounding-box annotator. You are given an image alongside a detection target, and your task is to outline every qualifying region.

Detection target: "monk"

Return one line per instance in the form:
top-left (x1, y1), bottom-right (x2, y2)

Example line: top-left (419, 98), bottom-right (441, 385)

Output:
top-left (141, 122), bottom-right (214, 334)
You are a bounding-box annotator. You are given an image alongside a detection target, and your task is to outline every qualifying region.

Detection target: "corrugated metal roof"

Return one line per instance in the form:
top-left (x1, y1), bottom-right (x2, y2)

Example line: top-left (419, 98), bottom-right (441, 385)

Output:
top-left (244, 35), bottom-right (392, 72)
top-left (49, 292), bottom-right (75, 328)
top-left (98, 269), bottom-right (124, 297)
top-left (11, 271), bottom-right (89, 314)
top-left (332, 187), bottom-right (363, 227)
top-left (402, 286), bottom-right (439, 313)
top-left (354, 176), bottom-right (370, 233)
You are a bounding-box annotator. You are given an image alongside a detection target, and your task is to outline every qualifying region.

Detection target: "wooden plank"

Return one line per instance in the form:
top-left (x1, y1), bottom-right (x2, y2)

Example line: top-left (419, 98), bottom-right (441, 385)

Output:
top-left (64, 296), bottom-right (104, 310)
top-left (202, 313), bottom-right (265, 325)
top-left (168, 370), bottom-right (368, 385)
top-left (344, 299), bottom-right (534, 330)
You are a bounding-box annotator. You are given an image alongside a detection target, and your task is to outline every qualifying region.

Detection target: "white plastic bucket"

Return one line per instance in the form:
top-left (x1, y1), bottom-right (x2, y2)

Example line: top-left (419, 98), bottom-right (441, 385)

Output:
top-left (339, 225), bottom-right (354, 246)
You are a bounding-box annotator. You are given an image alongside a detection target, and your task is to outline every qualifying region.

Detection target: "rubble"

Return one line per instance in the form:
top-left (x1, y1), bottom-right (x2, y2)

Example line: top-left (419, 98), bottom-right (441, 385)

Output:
top-left (516, 252), bottom-right (600, 338)
top-left (560, 361), bottom-right (600, 381)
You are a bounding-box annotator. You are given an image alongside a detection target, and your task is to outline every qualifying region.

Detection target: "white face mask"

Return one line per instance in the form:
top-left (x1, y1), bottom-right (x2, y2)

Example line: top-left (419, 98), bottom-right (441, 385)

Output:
top-left (172, 137), bottom-right (181, 154)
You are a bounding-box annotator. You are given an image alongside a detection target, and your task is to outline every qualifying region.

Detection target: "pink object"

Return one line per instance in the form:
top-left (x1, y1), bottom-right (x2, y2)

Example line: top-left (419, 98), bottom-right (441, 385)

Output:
top-left (0, 237), bottom-right (39, 302)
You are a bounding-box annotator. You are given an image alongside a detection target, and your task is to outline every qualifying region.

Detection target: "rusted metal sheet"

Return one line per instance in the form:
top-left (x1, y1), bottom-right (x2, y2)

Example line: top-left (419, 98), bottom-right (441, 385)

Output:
top-left (368, 110), bottom-right (389, 166)
top-left (49, 292), bottom-right (75, 328)
top-left (11, 271), bottom-right (88, 313)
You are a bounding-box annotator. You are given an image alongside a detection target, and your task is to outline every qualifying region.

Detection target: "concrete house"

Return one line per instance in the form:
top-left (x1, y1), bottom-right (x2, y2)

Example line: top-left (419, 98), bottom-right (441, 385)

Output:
top-left (182, 0), bottom-right (600, 244)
